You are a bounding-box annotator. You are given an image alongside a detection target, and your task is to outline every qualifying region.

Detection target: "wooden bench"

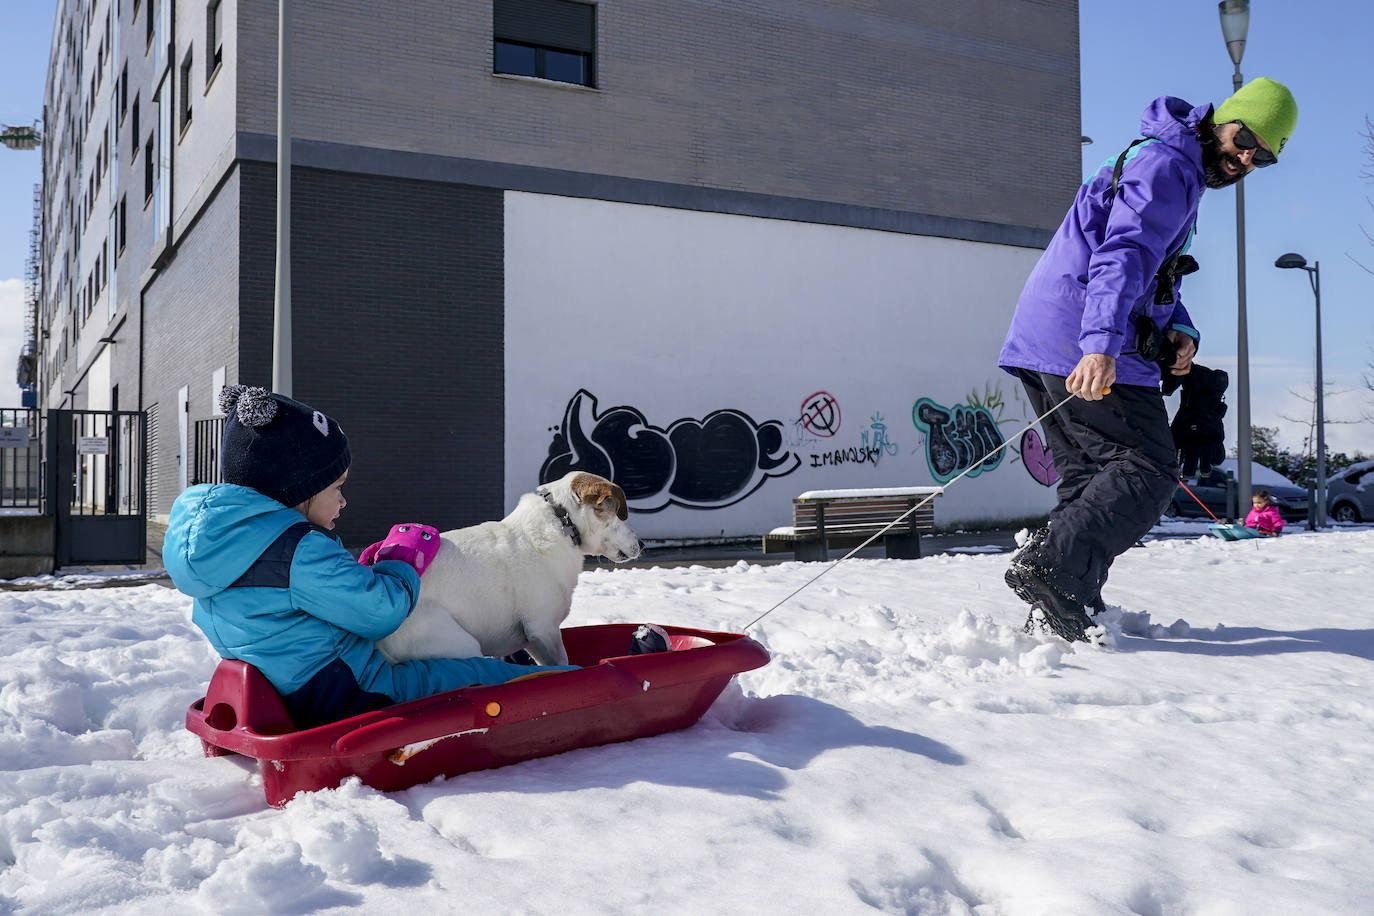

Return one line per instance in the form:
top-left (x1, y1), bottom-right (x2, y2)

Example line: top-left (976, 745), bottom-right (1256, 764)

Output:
top-left (761, 486), bottom-right (943, 561)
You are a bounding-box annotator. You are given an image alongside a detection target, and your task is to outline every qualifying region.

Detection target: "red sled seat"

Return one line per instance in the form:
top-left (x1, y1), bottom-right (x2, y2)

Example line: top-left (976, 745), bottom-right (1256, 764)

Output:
top-left (186, 624), bottom-right (769, 806)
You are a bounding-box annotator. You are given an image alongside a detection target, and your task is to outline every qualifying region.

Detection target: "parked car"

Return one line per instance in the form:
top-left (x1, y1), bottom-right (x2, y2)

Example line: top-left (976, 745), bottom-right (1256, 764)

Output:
top-left (1166, 468), bottom-right (1309, 522)
top-left (1326, 460), bottom-right (1374, 523)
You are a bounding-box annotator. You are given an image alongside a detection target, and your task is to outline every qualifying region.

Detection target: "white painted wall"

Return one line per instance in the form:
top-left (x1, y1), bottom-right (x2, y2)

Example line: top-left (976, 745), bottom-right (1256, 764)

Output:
top-left (86, 350), bottom-right (112, 411)
top-left (504, 192), bottom-right (1057, 539)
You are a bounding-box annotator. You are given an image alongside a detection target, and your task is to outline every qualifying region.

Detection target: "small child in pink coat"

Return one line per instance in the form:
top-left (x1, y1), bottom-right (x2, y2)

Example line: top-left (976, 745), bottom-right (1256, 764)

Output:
top-left (1244, 490), bottom-right (1285, 536)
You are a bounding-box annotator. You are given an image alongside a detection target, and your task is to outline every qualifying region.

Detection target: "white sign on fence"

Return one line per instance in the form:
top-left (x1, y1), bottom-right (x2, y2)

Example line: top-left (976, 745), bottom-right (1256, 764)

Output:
top-left (0, 427), bottom-right (31, 448)
top-left (78, 436), bottom-right (110, 455)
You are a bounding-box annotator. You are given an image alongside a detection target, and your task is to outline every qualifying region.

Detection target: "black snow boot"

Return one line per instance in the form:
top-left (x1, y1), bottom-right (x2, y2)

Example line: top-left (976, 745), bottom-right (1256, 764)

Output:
top-left (628, 624), bottom-right (672, 655)
top-left (1006, 564), bottom-right (1095, 643)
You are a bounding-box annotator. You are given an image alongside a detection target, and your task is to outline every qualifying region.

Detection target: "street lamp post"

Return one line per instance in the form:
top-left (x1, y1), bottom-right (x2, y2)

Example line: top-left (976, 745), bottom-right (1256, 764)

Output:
top-left (273, 0), bottom-right (293, 396)
top-left (1219, 0), bottom-right (1251, 519)
top-left (1275, 253), bottom-right (1326, 527)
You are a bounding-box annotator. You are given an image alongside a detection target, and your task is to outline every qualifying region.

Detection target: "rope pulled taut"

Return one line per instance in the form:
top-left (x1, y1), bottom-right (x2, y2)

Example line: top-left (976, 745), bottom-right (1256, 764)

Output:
top-left (744, 391), bottom-right (1089, 631)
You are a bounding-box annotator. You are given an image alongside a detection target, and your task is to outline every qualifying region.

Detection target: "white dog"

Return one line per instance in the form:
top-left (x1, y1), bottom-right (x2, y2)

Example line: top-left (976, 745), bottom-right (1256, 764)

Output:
top-left (376, 471), bottom-right (642, 667)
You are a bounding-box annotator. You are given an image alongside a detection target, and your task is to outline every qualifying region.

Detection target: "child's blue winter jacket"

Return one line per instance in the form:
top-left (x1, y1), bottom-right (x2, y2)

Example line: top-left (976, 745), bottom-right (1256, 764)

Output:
top-left (163, 483), bottom-right (546, 728)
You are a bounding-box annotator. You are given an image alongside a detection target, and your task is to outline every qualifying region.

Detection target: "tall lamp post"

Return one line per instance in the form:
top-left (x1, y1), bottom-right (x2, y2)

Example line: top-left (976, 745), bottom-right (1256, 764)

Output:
top-left (1275, 253), bottom-right (1326, 527)
top-left (1219, 0), bottom-right (1252, 518)
top-left (273, 0), bottom-right (293, 396)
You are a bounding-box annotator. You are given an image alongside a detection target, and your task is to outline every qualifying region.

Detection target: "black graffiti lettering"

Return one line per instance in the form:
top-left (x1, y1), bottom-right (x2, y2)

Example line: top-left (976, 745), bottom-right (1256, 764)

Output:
top-left (541, 389), bottom-right (799, 512)
top-left (809, 446), bottom-right (881, 468)
top-left (917, 402), bottom-right (959, 480)
top-left (973, 409), bottom-right (1003, 459)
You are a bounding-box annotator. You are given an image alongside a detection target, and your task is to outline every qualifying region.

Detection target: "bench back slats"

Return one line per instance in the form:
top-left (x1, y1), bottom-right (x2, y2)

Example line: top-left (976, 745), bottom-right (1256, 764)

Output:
top-left (790, 494), bottom-right (937, 534)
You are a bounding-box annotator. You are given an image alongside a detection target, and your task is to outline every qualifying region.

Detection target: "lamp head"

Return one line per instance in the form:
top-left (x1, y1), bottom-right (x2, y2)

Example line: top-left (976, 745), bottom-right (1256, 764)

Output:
top-left (1218, 0), bottom-right (1249, 66)
top-left (1275, 253), bottom-right (1308, 270)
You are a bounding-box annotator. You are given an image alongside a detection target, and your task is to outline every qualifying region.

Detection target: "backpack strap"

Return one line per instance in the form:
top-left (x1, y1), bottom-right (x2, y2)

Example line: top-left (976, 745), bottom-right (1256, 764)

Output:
top-left (1109, 138), bottom-right (1152, 199)
top-left (1104, 138), bottom-right (1199, 308)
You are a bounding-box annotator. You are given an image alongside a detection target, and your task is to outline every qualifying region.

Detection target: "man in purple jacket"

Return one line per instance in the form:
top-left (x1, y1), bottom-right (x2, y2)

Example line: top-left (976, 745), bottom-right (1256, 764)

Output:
top-left (999, 77), bottom-right (1298, 641)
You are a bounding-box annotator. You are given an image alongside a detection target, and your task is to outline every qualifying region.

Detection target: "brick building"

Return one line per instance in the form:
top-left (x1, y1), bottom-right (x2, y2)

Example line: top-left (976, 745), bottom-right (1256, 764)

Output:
top-left (38, 0), bottom-right (1081, 545)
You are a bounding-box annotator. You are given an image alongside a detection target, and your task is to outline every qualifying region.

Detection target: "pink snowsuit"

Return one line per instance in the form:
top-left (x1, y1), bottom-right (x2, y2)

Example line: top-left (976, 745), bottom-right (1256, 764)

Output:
top-left (1244, 504), bottom-right (1285, 535)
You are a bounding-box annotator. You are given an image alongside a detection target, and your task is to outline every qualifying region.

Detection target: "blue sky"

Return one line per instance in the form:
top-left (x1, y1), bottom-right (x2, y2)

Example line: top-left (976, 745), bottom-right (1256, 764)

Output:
top-left (2, 0), bottom-right (1372, 454)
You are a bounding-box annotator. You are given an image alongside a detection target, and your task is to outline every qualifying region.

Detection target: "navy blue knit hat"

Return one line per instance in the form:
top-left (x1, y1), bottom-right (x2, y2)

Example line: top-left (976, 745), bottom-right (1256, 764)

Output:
top-left (218, 385), bottom-right (351, 507)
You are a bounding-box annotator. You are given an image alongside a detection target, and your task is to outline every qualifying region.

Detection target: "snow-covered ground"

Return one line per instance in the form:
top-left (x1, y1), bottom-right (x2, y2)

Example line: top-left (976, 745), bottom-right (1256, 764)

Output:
top-left (3, 529), bottom-right (1373, 914)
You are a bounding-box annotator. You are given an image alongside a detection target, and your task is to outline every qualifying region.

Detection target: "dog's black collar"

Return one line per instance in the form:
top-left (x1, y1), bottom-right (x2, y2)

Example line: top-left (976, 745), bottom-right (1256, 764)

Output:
top-left (538, 487), bottom-right (582, 546)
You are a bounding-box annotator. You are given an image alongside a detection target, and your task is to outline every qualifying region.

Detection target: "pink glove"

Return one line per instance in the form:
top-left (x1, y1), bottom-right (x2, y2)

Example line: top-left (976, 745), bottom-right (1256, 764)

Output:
top-left (359, 523), bottom-right (442, 576)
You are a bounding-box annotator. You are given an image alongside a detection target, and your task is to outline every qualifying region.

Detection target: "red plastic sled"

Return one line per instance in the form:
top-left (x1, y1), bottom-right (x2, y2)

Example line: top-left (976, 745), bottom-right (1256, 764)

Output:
top-left (186, 624), bottom-right (770, 807)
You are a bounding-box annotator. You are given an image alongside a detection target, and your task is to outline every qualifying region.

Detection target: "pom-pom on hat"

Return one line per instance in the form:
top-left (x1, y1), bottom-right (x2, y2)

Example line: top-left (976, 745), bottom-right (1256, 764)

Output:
top-left (218, 385), bottom-right (351, 508)
top-left (1213, 77), bottom-right (1298, 160)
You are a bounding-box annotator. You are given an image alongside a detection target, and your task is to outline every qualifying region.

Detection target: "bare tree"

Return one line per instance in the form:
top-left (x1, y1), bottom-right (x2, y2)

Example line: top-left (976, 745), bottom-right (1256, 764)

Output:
top-left (1279, 382), bottom-right (1359, 459)
top-left (1357, 116), bottom-right (1374, 277)
top-left (1360, 117), bottom-right (1374, 414)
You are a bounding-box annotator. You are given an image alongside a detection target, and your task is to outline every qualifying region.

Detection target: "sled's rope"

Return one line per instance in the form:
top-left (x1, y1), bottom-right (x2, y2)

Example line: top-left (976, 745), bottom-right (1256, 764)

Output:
top-left (744, 390), bottom-right (1093, 631)
top-left (1176, 478), bottom-right (1222, 522)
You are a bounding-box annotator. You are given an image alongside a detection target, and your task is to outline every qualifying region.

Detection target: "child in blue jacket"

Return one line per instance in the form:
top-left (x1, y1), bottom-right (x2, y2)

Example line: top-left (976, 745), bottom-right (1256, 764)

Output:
top-left (163, 385), bottom-right (574, 729)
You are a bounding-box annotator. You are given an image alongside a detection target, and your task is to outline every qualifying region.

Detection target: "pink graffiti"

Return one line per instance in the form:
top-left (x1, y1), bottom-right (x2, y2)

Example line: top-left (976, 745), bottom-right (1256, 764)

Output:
top-left (1020, 428), bottom-right (1059, 487)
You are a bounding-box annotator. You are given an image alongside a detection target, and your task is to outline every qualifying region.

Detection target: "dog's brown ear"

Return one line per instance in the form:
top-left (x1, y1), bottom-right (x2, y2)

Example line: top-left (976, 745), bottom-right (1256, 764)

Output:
top-left (570, 473), bottom-right (629, 520)
top-left (608, 482), bottom-right (628, 520)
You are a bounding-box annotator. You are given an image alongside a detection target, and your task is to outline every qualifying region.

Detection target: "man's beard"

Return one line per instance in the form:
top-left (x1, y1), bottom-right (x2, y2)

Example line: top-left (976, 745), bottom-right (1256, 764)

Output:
top-left (1201, 140), bottom-right (1244, 189)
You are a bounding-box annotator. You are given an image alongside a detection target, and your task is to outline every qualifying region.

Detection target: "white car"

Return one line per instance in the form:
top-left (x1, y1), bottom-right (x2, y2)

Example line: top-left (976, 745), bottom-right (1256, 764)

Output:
top-left (1326, 460), bottom-right (1374, 523)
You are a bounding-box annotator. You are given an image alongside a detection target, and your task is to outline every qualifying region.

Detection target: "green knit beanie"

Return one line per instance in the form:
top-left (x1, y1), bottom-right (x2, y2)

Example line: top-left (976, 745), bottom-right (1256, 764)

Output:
top-left (1213, 77), bottom-right (1298, 159)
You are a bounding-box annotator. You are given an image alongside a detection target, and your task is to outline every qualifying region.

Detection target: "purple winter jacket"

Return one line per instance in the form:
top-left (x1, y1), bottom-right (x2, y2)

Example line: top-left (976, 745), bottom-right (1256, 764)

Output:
top-left (1000, 97), bottom-right (1209, 386)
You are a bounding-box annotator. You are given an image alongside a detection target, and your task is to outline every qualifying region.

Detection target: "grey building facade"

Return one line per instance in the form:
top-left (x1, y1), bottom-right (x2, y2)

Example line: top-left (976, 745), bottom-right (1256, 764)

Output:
top-left (39, 0), bottom-right (1081, 545)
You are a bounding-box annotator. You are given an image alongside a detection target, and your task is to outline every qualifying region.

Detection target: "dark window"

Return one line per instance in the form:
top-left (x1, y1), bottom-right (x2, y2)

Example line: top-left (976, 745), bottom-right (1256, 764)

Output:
top-left (130, 94), bottom-right (139, 155)
top-left (146, 0), bottom-right (155, 50)
top-left (494, 41), bottom-right (537, 77)
top-left (207, 0), bottom-right (223, 78)
top-left (179, 49), bottom-right (193, 132)
top-left (144, 134), bottom-right (154, 203)
top-left (119, 63), bottom-right (128, 122)
top-left (117, 195), bottom-right (127, 254)
top-left (493, 0), bottom-right (595, 88)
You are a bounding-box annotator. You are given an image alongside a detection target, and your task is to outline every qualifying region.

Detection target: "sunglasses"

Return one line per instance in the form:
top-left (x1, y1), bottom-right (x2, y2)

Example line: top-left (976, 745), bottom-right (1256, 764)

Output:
top-left (1231, 123), bottom-right (1277, 168)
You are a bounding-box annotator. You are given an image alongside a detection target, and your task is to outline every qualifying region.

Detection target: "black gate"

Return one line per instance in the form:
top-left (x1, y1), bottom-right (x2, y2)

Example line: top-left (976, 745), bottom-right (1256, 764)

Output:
top-left (1, 408), bottom-right (43, 509)
top-left (46, 409), bottom-right (147, 567)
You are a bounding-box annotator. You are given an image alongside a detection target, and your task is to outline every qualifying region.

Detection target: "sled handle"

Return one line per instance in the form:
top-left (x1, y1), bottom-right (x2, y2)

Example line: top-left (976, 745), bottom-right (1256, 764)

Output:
top-left (333, 702), bottom-right (479, 757)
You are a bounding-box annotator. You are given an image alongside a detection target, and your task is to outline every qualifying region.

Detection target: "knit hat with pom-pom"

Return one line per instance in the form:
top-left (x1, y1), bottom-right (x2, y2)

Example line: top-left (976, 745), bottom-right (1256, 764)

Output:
top-left (218, 385), bottom-right (351, 507)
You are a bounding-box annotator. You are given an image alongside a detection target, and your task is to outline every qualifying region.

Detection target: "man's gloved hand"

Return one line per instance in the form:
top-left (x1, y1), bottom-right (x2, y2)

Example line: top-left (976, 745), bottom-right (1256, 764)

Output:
top-left (1165, 329), bottom-right (1197, 376)
top-left (359, 523), bottom-right (443, 576)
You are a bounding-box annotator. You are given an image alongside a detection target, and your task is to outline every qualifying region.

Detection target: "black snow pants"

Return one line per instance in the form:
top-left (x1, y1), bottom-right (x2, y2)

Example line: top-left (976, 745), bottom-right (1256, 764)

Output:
top-left (1016, 369), bottom-right (1180, 604)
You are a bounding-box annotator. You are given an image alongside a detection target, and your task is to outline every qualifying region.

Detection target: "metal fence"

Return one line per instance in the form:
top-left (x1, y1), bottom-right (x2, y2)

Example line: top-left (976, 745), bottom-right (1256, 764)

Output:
top-left (57, 410), bottom-right (145, 517)
top-left (1, 408), bottom-right (43, 510)
top-left (192, 417), bottom-right (225, 485)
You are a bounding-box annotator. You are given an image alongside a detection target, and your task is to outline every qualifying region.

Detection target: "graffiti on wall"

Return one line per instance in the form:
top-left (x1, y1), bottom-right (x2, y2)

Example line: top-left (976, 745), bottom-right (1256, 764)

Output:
top-left (539, 389), bottom-right (800, 512)
top-left (953, 381), bottom-right (1059, 489)
top-left (797, 391), bottom-right (841, 438)
top-left (1019, 428), bottom-right (1060, 487)
top-left (911, 396), bottom-right (1006, 484)
top-left (808, 411), bottom-right (900, 468)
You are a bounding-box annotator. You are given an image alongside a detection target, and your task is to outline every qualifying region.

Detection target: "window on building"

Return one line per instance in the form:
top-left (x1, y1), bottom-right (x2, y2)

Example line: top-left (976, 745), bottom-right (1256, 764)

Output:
top-left (493, 0), bottom-right (595, 88)
top-left (117, 195), bottom-right (127, 254)
top-left (179, 48), bottom-right (194, 133)
top-left (119, 63), bottom-right (129, 122)
top-left (144, 133), bottom-right (154, 204)
top-left (130, 94), bottom-right (139, 155)
top-left (207, 0), bottom-right (223, 81)
top-left (146, 0), bottom-right (155, 50)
